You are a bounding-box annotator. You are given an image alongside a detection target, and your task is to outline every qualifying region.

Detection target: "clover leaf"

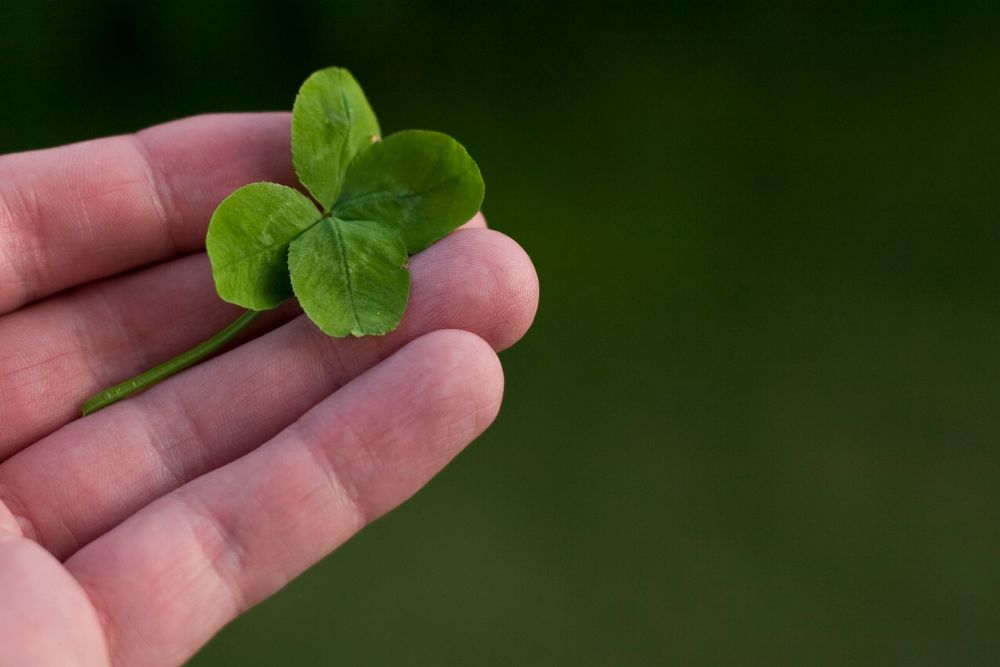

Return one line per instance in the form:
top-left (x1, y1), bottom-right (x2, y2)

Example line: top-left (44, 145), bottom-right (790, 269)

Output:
top-left (81, 66), bottom-right (484, 414)
top-left (291, 67), bottom-right (381, 211)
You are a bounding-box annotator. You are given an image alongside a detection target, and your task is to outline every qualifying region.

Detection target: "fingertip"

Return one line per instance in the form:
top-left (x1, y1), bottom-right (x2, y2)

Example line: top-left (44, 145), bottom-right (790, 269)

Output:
top-left (486, 233), bottom-right (539, 351)
top-left (415, 329), bottom-right (505, 431)
top-left (456, 230), bottom-right (539, 351)
top-left (408, 228), bottom-right (539, 352)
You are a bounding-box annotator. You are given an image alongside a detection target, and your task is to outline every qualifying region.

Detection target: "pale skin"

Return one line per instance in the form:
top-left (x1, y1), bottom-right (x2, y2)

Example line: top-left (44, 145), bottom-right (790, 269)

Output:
top-left (0, 113), bottom-right (539, 666)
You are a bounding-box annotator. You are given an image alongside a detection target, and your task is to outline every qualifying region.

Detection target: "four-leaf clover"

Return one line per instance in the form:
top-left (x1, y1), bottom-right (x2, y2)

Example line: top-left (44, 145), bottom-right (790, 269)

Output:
top-left (206, 67), bottom-right (485, 336)
top-left (81, 66), bottom-right (484, 414)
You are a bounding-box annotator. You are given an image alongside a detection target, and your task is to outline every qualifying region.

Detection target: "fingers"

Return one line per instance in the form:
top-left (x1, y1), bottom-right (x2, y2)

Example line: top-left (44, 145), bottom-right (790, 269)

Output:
top-left (0, 113), bottom-right (294, 313)
top-left (0, 229), bottom-right (538, 558)
top-left (0, 254), bottom-right (273, 458)
top-left (65, 330), bottom-right (502, 667)
top-left (0, 211), bottom-right (488, 458)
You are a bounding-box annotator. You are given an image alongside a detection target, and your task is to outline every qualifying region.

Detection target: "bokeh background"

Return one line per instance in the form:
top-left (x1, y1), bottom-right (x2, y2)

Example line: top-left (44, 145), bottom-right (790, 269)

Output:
top-left (3, 1), bottom-right (1000, 664)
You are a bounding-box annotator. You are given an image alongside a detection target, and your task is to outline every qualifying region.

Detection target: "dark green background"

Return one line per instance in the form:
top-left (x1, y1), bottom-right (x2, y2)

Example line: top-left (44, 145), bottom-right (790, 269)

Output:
top-left (3, 1), bottom-right (999, 664)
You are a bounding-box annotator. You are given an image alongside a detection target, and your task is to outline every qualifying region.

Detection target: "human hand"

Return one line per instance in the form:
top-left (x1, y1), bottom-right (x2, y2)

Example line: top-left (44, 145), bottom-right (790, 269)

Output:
top-left (0, 114), bottom-right (538, 666)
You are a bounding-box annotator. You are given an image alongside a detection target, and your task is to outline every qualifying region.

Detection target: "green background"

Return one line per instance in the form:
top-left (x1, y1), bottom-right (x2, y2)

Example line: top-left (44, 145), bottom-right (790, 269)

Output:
top-left (3, 1), bottom-right (1000, 664)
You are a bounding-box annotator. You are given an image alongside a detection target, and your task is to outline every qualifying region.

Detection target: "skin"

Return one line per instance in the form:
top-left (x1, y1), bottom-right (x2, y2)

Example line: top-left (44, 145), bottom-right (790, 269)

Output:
top-left (0, 113), bottom-right (539, 666)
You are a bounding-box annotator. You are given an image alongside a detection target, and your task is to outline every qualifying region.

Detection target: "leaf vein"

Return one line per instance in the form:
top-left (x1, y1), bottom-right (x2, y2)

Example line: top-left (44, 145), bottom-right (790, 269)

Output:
top-left (328, 219), bottom-right (362, 331)
top-left (334, 174), bottom-right (464, 214)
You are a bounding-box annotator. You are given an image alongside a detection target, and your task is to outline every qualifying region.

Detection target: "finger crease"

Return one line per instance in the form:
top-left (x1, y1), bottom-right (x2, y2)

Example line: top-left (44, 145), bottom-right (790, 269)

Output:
top-left (129, 133), bottom-right (184, 257)
top-left (73, 287), bottom-right (155, 391)
top-left (297, 411), bottom-right (376, 526)
top-left (0, 189), bottom-right (29, 309)
top-left (140, 392), bottom-right (210, 488)
top-left (0, 184), bottom-right (46, 309)
top-left (175, 493), bottom-right (253, 615)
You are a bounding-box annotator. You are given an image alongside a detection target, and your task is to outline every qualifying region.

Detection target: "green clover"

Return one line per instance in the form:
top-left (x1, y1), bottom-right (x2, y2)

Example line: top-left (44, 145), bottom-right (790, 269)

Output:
top-left (82, 66), bottom-right (484, 414)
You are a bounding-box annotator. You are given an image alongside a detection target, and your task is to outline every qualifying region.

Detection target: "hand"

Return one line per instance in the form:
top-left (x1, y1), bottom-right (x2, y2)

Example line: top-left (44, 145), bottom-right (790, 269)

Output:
top-left (0, 114), bottom-right (538, 666)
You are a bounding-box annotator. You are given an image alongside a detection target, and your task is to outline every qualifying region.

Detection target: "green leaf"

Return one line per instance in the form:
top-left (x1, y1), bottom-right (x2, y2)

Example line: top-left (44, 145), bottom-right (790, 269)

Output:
top-left (333, 130), bottom-right (484, 253)
top-left (292, 67), bottom-right (381, 211)
top-left (205, 182), bottom-right (319, 310)
top-left (288, 218), bottom-right (410, 337)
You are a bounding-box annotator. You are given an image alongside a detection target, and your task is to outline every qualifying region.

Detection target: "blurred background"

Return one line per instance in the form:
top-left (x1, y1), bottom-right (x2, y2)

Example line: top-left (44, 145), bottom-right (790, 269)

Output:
top-left (3, 1), bottom-right (1000, 664)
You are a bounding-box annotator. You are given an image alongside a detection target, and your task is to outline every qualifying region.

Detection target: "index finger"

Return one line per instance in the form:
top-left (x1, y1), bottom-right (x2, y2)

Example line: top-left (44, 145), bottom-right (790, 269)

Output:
top-left (0, 112), bottom-right (295, 314)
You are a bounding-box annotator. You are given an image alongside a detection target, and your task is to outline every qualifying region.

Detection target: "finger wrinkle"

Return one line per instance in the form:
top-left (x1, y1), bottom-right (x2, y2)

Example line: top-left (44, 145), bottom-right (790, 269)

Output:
top-left (0, 345), bottom-right (77, 392)
top-left (0, 190), bottom-right (26, 308)
top-left (0, 181), bottom-right (41, 309)
top-left (444, 392), bottom-right (503, 444)
top-left (0, 344), bottom-right (88, 452)
top-left (135, 395), bottom-right (212, 492)
top-left (129, 132), bottom-right (183, 258)
top-left (296, 406), bottom-right (378, 526)
top-left (89, 284), bottom-right (158, 382)
top-left (301, 319), bottom-right (364, 389)
top-left (171, 492), bottom-right (253, 616)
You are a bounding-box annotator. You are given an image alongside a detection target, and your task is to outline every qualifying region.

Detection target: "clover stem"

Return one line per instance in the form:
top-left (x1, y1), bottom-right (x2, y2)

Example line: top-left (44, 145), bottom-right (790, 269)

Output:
top-left (80, 309), bottom-right (264, 416)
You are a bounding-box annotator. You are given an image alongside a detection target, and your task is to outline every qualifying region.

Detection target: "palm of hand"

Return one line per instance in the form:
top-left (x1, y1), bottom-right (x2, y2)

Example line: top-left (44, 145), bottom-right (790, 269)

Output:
top-left (0, 114), bottom-right (537, 666)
